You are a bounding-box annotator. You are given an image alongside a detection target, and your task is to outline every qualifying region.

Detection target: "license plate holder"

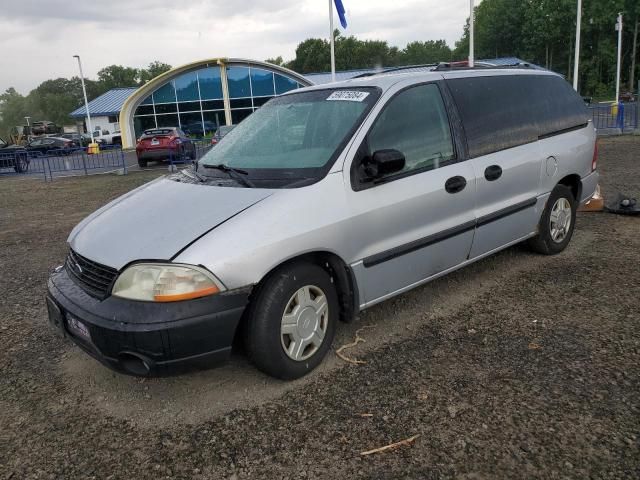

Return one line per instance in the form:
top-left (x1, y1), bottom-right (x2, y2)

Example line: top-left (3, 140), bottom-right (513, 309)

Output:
top-left (46, 296), bottom-right (66, 337)
top-left (66, 313), bottom-right (91, 342)
top-left (151, 138), bottom-right (159, 146)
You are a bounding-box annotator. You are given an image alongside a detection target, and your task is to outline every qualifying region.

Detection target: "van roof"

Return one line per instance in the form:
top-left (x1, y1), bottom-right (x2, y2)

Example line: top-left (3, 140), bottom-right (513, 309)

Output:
top-left (291, 66), bottom-right (561, 94)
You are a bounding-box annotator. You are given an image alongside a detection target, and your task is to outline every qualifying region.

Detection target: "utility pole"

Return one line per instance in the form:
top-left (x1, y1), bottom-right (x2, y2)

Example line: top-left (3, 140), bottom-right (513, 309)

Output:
top-left (73, 55), bottom-right (94, 142)
top-left (615, 13), bottom-right (623, 104)
top-left (573, 0), bottom-right (582, 91)
top-left (630, 18), bottom-right (638, 92)
top-left (469, 0), bottom-right (475, 67)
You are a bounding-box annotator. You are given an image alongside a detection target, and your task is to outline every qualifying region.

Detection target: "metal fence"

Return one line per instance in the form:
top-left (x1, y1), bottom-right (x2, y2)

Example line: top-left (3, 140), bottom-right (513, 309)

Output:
top-left (160, 140), bottom-right (212, 170)
top-left (589, 102), bottom-right (639, 134)
top-left (0, 145), bottom-right (127, 181)
top-left (1, 139), bottom-right (213, 181)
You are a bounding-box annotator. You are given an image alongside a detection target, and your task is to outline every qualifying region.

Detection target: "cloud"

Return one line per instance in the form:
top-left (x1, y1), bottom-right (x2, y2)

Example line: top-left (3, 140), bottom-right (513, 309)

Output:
top-left (0, 0), bottom-right (474, 94)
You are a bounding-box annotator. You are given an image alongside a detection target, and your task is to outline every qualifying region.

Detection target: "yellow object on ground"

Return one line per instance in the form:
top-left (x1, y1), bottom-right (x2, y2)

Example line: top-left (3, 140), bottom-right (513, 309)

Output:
top-left (87, 143), bottom-right (100, 155)
top-left (579, 184), bottom-right (604, 212)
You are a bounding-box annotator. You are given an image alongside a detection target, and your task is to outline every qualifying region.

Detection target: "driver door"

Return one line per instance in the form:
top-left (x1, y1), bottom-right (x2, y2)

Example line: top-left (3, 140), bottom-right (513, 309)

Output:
top-left (344, 82), bottom-right (477, 307)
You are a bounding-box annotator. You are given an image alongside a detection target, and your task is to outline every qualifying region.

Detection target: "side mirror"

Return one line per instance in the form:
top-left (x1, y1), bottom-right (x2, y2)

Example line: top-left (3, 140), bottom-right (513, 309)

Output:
top-left (362, 149), bottom-right (405, 180)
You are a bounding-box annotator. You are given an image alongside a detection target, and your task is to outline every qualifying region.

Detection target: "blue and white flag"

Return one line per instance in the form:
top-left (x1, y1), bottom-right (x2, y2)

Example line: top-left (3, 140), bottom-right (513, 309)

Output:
top-left (334, 0), bottom-right (347, 29)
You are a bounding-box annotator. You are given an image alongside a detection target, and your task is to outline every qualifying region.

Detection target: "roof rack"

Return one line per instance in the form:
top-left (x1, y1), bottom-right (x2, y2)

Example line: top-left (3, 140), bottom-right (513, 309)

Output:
top-left (351, 64), bottom-right (438, 79)
top-left (433, 61), bottom-right (534, 71)
top-left (350, 61), bottom-right (536, 80)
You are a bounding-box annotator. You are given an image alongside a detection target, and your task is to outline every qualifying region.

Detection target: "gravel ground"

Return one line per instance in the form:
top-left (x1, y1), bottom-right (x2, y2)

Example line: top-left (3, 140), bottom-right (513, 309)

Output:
top-left (1, 136), bottom-right (639, 479)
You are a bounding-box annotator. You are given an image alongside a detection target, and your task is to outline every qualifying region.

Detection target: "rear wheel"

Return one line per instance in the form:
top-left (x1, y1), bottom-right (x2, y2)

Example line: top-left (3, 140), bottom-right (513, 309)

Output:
top-left (527, 184), bottom-right (577, 255)
top-left (137, 157), bottom-right (148, 168)
top-left (244, 262), bottom-right (338, 379)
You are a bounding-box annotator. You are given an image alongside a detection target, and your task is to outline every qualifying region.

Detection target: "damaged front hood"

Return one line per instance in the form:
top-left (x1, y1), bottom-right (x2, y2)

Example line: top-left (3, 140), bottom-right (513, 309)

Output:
top-left (68, 177), bottom-right (272, 270)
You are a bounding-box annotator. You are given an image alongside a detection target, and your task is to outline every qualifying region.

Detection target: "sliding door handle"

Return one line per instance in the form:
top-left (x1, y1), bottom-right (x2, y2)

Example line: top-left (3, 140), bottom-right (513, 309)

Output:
top-left (484, 165), bottom-right (503, 181)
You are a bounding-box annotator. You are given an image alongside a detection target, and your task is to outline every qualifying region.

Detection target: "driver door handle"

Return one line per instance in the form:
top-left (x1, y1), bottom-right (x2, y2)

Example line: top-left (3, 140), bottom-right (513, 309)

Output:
top-left (445, 176), bottom-right (467, 194)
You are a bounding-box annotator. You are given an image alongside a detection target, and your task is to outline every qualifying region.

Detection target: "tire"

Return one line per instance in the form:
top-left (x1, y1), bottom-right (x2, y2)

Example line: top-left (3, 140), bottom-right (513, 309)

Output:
top-left (527, 184), bottom-right (577, 255)
top-left (137, 157), bottom-right (148, 168)
top-left (244, 262), bottom-right (339, 379)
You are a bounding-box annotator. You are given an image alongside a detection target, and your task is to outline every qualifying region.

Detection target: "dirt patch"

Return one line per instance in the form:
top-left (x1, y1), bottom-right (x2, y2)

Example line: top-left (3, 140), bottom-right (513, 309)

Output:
top-left (1, 138), bottom-right (639, 479)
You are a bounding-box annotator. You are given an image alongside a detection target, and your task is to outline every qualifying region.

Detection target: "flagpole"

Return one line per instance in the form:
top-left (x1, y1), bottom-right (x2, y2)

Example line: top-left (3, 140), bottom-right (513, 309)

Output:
top-left (329, 0), bottom-right (336, 82)
top-left (572, 0), bottom-right (582, 91)
top-left (469, 0), bottom-right (475, 67)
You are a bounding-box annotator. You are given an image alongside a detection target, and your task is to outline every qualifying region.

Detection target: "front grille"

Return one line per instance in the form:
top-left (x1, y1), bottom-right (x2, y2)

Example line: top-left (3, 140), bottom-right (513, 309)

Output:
top-left (65, 249), bottom-right (118, 299)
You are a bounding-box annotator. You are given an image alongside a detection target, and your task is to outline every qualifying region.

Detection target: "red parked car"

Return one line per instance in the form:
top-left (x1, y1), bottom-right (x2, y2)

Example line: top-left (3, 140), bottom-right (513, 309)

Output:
top-left (136, 127), bottom-right (196, 167)
top-left (210, 125), bottom-right (236, 146)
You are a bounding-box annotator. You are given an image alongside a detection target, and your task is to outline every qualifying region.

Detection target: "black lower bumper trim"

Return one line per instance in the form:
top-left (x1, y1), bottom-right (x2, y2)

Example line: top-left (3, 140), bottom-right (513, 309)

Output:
top-left (47, 268), bottom-right (250, 376)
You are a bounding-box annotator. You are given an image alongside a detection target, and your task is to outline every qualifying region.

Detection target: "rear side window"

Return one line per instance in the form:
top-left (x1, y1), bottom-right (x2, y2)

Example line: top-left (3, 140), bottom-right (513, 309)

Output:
top-left (447, 74), bottom-right (589, 158)
top-left (531, 76), bottom-right (590, 138)
top-left (368, 83), bottom-right (455, 178)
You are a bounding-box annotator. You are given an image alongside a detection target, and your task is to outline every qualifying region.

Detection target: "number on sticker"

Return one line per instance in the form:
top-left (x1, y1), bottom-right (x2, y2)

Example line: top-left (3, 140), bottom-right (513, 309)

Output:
top-left (327, 91), bottom-right (370, 102)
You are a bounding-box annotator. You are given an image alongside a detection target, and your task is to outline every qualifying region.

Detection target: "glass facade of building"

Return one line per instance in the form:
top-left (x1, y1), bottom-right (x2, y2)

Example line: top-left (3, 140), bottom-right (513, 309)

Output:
top-left (133, 64), bottom-right (303, 139)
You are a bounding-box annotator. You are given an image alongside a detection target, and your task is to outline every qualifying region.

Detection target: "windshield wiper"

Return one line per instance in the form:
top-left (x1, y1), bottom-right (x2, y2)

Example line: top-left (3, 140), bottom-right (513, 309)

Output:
top-left (203, 164), bottom-right (255, 188)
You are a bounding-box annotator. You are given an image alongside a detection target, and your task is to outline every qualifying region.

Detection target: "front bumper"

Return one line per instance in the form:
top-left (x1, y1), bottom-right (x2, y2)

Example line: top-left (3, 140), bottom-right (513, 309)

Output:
top-left (47, 268), bottom-right (250, 376)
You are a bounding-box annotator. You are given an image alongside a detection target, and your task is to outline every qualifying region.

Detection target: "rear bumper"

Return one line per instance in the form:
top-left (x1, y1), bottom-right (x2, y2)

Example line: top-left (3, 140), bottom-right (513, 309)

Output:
top-left (580, 170), bottom-right (600, 204)
top-left (46, 268), bottom-right (251, 376)
top-left (136, 148), bottom-right (176, 160)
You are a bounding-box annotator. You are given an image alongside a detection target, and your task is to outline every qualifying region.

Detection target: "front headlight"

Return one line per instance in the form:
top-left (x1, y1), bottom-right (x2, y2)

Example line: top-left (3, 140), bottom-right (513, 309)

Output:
top-left (112, 263), bottom-right (224, 302)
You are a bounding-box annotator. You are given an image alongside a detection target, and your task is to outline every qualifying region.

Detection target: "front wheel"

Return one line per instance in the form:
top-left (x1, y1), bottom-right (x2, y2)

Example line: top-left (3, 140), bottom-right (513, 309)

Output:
top-left (244, 262), bottom-right (338, 379)
top-left (527, 184), bottom-right (577, 255)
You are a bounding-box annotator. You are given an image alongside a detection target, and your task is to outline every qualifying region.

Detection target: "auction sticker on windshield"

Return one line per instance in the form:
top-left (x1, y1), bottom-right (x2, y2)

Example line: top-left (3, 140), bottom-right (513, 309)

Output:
top-left (327, 91), bottom-right (370, 102)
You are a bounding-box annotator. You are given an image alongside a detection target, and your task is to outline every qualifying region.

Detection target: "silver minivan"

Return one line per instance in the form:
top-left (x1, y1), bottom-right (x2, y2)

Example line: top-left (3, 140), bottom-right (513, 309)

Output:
top-left (47, 67), bottom-right (599, 379)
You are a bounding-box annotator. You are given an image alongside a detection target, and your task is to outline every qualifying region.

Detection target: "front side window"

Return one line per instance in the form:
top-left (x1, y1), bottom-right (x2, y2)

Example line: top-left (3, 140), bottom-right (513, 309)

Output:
top-left (367, 83), bottom-right (455, 179)
top-left (199, 88), bottom-right (380, 187)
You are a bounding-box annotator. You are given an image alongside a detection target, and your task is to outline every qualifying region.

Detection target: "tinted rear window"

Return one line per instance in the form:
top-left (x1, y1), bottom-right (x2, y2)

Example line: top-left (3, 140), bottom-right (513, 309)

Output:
top-left (447, 74), bottom-right (589, 158)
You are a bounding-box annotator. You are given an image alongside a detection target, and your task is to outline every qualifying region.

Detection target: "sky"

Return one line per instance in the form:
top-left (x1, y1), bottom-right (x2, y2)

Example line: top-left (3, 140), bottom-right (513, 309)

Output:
top-left (0, 0), bottom-right (476, 95)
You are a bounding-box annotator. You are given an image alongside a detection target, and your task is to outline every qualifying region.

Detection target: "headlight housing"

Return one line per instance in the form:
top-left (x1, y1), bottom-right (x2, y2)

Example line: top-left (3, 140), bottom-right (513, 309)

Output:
top-left (112, 263), bottom-right (224, 302)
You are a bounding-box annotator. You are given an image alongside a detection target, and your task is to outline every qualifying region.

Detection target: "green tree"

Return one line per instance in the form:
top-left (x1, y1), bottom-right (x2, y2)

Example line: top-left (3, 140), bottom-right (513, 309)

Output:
top-left (284, 31), bottom-right (451, 73)
top-left (451, 0), bottom-right (640, 97)
top-left (453, 19), bottom-right (470, 60)
top-left (0, 88), bottom-right (29, 139)
top-left (97, 65), bottom-right (140, 90)
top-left (139, 61), bottom-right (172, 84)
top-left (287, 37), bottom-right (331, 73)
top-left (400, 40), bottom-right (452, 65)
top-left (265, 56), bottom-right (284, 66)
top-left (30, 78), bottom-right (83, 126)
top-left (474, 0), bottom-right (527, 58)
